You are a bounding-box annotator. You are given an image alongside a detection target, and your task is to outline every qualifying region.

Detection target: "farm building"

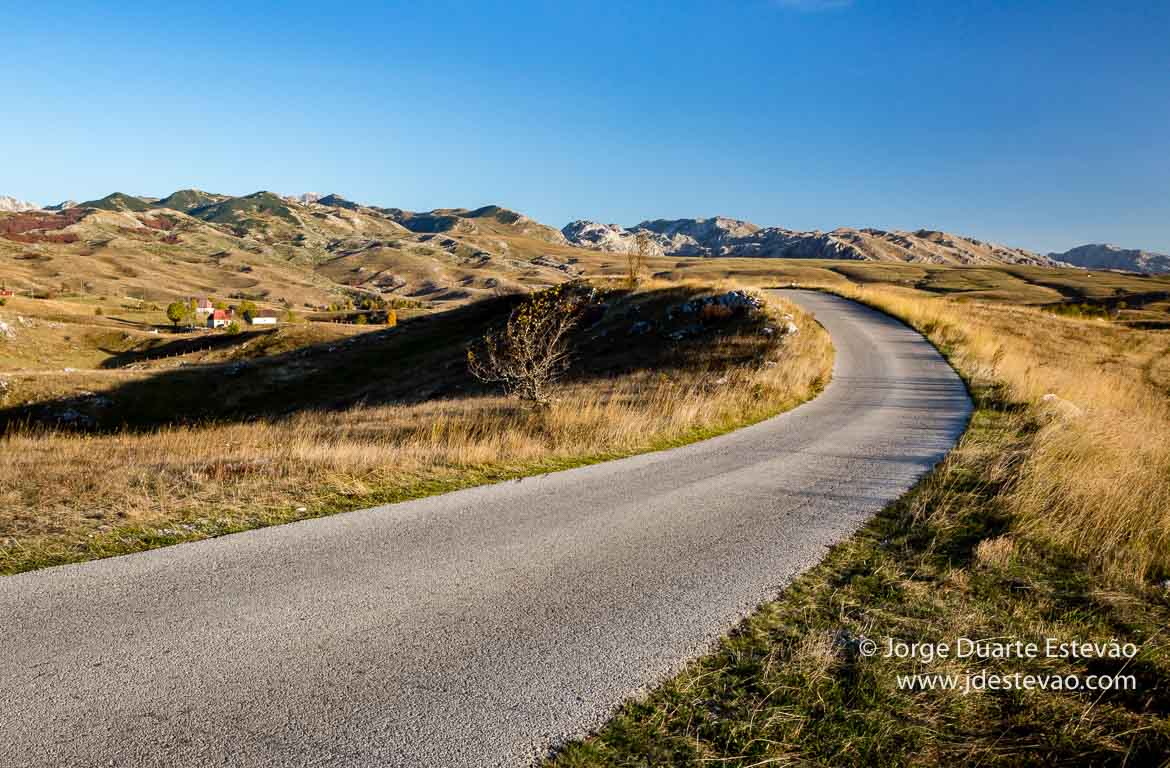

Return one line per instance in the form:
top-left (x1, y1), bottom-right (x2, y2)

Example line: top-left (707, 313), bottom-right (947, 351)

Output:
top-left (194, 298), bottom-right (214, 318)
top-left (208, 309), bottom-right (233, 329)
top-left (250, 309), bottom-right (279, 326)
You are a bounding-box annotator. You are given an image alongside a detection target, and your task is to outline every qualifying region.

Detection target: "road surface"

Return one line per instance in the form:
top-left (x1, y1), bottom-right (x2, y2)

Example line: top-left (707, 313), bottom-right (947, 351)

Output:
top-left (0, 291), bottom-right (972, 767)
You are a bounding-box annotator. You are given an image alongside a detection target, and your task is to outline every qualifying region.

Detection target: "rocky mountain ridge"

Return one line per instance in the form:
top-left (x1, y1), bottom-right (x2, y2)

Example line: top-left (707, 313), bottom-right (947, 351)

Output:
top-left (0, 196), bottom-right (40, 213)
top-left (1048, 244), bottom-right (1170, 275)
top-left (0, 190), bottom-right (585, 306)
top-left (562, 216), bottom-right (1057, 266)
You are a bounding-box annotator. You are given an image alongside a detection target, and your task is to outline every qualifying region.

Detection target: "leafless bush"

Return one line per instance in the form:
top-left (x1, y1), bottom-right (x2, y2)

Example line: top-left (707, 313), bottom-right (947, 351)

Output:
top-left (626, 231), bottom-right (656, 288)
top-left (467, 284), bottom-right (588, 405)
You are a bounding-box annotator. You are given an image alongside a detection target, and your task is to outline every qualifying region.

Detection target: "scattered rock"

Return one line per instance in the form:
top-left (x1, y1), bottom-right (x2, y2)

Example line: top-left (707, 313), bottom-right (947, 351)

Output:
top-left (629, 320), bottom-right (653, 335)
top-left (831, 628), bottom-right (866, 659)
top-left (1040, 393), bottom-right (1083, 419)
top-left (667, 323), bottom-right (703, 341)
top-left (530, 254), bottom-right (583, 275)
top-left (670, 290), bottom-right (764, 320)
top-left (784, 321), bottom-right (799, 335)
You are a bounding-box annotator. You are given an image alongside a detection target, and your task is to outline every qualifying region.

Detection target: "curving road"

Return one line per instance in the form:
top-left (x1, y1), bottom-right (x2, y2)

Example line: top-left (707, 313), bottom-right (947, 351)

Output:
top-left (0, 291), bottom-right (971, 767)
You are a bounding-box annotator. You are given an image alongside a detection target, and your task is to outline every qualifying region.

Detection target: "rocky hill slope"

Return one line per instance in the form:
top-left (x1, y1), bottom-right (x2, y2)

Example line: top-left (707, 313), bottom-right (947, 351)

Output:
top-left (1049, 244), bottom-right (1170, 274)
top-left (0, 191), bottom-right (584, 307)
top-left (563, 216), bottom-right (1056, 266)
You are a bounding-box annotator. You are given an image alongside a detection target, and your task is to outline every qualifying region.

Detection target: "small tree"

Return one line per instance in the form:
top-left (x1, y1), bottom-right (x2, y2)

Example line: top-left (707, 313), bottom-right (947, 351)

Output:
top-left (166, 301), bottom-right (189, 328)
top-left (385, 309), bottom-right (398, 327)
top-left (626, 231), bottom-right (655, 287)
top-left (238, 300), bottom-right (259, 322)
top-left (467, 284), bottom-right (587, 405)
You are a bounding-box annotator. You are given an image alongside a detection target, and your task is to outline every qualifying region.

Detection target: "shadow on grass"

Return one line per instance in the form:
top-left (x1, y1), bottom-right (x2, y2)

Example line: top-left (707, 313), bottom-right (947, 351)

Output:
top-left (0, 286), bottom-right (772, 435)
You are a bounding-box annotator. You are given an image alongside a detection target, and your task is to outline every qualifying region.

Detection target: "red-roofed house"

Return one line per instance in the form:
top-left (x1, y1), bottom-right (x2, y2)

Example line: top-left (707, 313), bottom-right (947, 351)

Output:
top-left (208, 308), bottom-right (233, 329)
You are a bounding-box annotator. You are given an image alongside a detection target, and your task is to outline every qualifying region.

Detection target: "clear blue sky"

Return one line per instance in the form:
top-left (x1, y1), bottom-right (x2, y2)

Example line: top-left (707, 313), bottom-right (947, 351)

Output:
top-left (2, 0), bottom-right (1167, 254)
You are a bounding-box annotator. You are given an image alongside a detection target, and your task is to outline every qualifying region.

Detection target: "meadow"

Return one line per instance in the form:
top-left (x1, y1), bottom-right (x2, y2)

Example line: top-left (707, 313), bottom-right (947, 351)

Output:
top-left (0, 283), bottom-right (832, 574)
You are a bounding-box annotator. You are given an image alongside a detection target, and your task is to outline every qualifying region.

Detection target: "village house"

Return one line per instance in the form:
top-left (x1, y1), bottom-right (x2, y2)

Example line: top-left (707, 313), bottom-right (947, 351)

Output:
top-left (249, 309), bottom-right (279, 326)
top-left (0, 289), bottom-right (14, 298)
top-left (208, 308), bottom-right (233, 329)
top-left (194, 297), bottom-right (214, 318)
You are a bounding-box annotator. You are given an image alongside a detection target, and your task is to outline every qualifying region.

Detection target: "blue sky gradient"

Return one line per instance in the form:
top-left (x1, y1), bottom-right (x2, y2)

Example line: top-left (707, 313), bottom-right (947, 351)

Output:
top-left (2, 0), bottom-right (1167, 253)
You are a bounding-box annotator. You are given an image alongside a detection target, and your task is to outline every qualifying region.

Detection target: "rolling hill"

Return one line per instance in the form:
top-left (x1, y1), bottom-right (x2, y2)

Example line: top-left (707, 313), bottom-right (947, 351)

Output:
top-left (0, 190), bottom-right (588, 310)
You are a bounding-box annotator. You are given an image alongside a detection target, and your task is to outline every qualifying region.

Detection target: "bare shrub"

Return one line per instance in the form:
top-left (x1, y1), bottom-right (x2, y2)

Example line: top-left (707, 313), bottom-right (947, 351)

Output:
top-left (467, 284), bottom-right (588, 405)
top-left (626, 231), bottom-right (655, 288)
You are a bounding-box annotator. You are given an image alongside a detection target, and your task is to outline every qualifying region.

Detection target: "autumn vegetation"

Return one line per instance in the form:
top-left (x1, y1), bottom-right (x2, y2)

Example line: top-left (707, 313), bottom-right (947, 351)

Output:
top-left (0, 283), bottom-right (831, 574)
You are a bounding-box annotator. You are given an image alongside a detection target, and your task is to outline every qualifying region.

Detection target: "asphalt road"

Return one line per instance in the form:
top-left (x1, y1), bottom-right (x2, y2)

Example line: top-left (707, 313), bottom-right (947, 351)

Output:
top-left (0, 290), bottom-right (972, 767)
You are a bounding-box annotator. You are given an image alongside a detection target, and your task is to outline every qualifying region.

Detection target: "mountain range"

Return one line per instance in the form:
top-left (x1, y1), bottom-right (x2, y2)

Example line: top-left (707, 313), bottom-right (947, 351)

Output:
top-left (0, 190), bottom-right (586, 307)
top-left (1047, 244), bottom-right (1170, 275)
top-left (3, 190), bottom-right (1169, 312)
top-left (562, 217), bottom-right (1059, 267)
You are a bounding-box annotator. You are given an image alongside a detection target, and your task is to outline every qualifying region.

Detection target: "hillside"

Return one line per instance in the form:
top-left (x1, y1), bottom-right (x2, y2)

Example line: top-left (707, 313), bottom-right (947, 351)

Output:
top-left (563, 216), bottom-right (1057, 266)
top-left (154, 188), bottom-right (231, 213)
top-left (0, 190), bottom-right (589, 309)
top-left (77, 192), bottom-right (154, 212)
top-left (1050, 243), bottom-right (1170, 274)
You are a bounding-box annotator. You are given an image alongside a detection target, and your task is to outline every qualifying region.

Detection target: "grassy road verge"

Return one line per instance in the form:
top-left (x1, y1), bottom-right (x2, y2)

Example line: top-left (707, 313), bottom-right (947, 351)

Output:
top-left (552, 285), bottom-right (1170, 767)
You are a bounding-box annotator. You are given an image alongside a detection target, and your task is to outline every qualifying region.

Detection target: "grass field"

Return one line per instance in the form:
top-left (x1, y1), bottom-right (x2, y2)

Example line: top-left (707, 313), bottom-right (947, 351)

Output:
top-left (0, 283), bottom-right (832, 574)
top-left (551, 279), bottom-right (1170, 767)
top-left (634, 257), bottom-right (1170, 328)
top-left (7, 250), bottom-right (1170, 760)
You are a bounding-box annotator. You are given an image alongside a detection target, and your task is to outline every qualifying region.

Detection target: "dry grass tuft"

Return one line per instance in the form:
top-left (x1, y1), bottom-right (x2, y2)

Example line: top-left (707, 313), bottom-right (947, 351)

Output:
top-left (974, 536), bottom-right (1016, 569)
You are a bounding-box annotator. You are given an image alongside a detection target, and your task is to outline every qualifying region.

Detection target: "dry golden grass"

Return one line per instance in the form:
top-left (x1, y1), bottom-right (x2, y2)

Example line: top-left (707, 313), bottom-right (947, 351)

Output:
top-left (821, 282), bottom-right (1170, 582)
top-left (0, 293), bottom-right (832, 573)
